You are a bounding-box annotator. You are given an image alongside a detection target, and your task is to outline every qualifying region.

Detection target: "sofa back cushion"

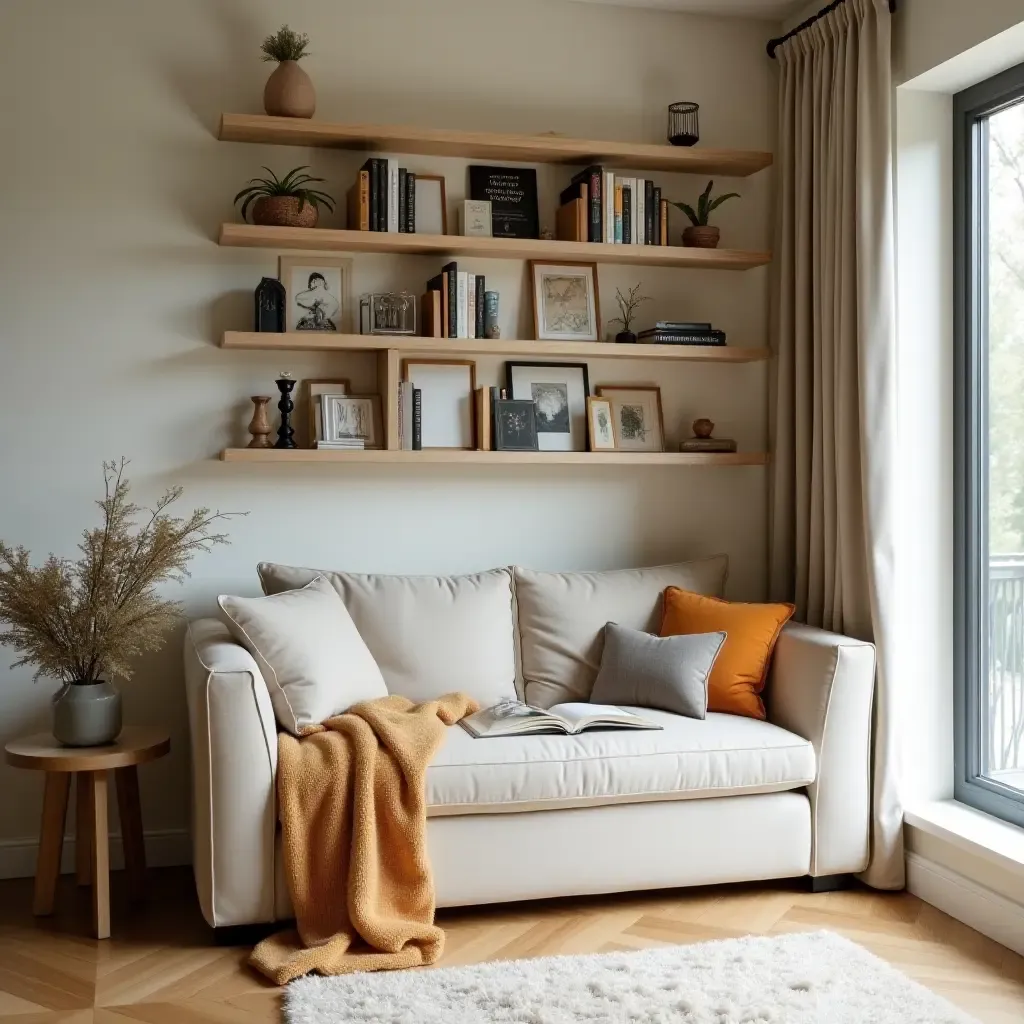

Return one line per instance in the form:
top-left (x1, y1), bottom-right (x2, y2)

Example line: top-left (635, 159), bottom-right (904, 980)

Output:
top-left (513, 557), bottom-right (729, 707)
top-left (258, 563), bottom-right (517, 707)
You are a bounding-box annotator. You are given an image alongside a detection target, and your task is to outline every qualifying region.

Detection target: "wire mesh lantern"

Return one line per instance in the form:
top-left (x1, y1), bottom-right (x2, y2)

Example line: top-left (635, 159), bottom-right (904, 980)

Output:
top-left (667, 102), bottom-right (700, 147)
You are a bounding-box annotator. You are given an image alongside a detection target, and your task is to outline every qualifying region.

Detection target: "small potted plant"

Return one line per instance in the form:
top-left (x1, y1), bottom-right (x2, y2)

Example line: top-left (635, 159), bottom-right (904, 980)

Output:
top-left (261, 25), bottom-right (315, 118)
top-left (609, 284), bottom-right (650, 344)
top-left (234, 166), bottom-right (335, 228)
top-left (671, 180), bottom-right (740, 249)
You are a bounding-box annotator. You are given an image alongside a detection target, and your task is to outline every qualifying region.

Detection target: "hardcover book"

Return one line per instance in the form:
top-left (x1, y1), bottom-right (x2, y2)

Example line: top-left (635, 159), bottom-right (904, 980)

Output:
top-left (652, 187), bottom-right (662, 245)
top-left (622, 182), bottom-right (632, 245)
top-left (571, 165), bottom-right (602, 242)
top-left (468, 165), bottom-right (539, 239)
top-left (398, 168), bottom-right (408, 233)
top-left (645, 179), bottom-right (655, 244)
top-left (346, 170), bottom-right (370, 231)
top-left (475, 275), bottom-right (486, 338)
top-left (442, 262), bottom-right (458, 338)
top-left (405, 171), bottom-right (416, 233)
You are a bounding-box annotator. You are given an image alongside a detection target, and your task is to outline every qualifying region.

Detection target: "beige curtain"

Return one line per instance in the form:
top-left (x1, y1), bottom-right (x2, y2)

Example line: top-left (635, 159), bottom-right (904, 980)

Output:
top-left (770, 0), bottom-right (902, 889)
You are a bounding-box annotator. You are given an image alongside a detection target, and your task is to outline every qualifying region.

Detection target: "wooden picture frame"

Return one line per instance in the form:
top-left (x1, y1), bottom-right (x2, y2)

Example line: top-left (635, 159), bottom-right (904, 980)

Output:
top-left (586, 396), bottom-right (616, 451)
top-left (278, 256), bottom-right (354, 333)
top-left (529, 260), bottom-right (601, 342)
top-left (402, 359), bottom-right (477, 449)
top-left (597, 386), bottom-right (665, 452)
top-left (414, 174), bottom-right (448, 235)
top-left (304, 378), bottom-right (351, 447)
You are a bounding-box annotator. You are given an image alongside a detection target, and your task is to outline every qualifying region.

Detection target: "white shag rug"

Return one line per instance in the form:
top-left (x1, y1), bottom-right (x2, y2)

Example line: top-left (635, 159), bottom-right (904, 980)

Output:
top-left (283, 930), bottom-right (976, 1024)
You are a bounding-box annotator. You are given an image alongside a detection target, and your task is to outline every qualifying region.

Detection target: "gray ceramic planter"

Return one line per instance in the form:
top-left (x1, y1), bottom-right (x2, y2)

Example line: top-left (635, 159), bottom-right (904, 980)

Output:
top-left (52, 681), bottom-right (122, 747)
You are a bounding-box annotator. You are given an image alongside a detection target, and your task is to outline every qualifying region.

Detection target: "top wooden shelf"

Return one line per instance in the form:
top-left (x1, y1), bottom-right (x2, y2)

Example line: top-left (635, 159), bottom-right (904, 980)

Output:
top-left (218, 114), bottom-right (773, 177)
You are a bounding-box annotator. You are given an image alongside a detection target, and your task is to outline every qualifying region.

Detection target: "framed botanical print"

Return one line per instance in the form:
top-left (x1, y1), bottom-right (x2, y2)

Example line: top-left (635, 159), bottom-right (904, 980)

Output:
top-left (586, 396), bottom-right (616, 451)
top-left (319, 394), bottom-right (383, 449)
top-left (279, 256), bottom-right (354, 333)
top-left (493, 400), bottom-right (538, 451)
top-left (505, 361), bottom-right (590, 452)
top-left (529, 261), bottom-right (600, 342)
top-left (597, 386), bottom-right (665, 452)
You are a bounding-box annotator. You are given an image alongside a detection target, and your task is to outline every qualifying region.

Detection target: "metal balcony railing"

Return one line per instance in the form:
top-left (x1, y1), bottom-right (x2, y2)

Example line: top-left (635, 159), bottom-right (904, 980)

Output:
top-left (988, 556), bottom-right (1024, 781)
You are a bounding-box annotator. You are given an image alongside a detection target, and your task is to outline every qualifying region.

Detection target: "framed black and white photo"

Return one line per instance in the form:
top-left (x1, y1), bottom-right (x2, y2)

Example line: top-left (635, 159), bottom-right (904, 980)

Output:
top-left (597, 386), bottom-right (665, 453)
top-left (413, 174), bottom-right (447, 235)
top-left (493, 400), bottom-right (539, 451)
top-left (505, 361), bottom-right (589, 452)
top-left (587, 396), bottom-right (616, 451)
top-left (279, 256), bottom-right (354, 333)
top-left (529, 261), bottom-right (600, 342)
top-left (403, 359), bottom-right (476, 449)
top-left (320, 394), bottom-right (382, 449)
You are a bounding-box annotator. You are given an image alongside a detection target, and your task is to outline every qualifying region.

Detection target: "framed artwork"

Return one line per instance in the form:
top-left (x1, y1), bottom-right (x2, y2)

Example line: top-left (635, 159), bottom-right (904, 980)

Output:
top-left (403, 359), bottom-right (476, 448)
top-left (493, 400), bottom-right (539, 451)
top-left (597, 386), bottom-right (665, 453)
top-left (414, 174), bottom-right (447, 235)
top-left (320, 394), bottom-right (383, 449)
top-left (279, 256), bottom-right (354, 333)
top-left (304, 378), bottom-right (351, 446)
top-left (529, 261), bottom-right (600, 342)
top-left (505, 361), bottom-right (589, 452)
top-left (586, 396), bottom-right (616, 451)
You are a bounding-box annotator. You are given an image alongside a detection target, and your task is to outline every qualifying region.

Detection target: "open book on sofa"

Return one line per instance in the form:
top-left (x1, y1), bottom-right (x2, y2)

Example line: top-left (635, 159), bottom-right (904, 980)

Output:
top-left (460, 698), bottom-right (661, 738)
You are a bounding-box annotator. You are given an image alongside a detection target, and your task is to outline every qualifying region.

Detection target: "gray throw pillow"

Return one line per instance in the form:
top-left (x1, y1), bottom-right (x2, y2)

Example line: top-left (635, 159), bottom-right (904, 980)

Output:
top-left (590, 622), bottom-right (726, 720)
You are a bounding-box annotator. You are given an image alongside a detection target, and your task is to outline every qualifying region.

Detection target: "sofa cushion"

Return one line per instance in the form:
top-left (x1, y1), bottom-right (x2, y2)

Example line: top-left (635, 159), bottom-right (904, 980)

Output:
top-left (424, 709), bottom-right (815, 816)
top-left (258, 563), bottom-right (517, 707)
top-left (514, 557), bottom-right (729, 707)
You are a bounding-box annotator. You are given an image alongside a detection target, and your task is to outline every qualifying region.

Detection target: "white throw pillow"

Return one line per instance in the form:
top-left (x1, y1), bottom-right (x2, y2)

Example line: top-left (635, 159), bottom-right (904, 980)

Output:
top-left (218, 576), bottom-right (387, 734)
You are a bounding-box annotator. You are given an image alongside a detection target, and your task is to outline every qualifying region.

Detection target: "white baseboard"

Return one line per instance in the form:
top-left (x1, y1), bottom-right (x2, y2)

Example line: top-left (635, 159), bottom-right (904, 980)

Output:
top-left (0, 829), bottom-right (191, 880)
top-left (906, 851), bottom-right (1024, 956)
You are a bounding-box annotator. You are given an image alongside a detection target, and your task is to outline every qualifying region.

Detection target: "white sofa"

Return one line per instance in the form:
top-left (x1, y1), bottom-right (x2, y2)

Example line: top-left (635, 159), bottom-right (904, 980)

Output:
top-left (183, 557), bottom-right (876, 932)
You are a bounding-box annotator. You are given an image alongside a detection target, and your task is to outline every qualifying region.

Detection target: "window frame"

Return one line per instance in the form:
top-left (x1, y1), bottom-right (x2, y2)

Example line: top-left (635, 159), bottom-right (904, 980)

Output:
top-left (954, 60), bottom-right (1024, 828)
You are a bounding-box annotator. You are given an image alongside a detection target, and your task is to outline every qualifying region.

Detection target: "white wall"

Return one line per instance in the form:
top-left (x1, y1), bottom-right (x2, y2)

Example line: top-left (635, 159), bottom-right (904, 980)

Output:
top-left (0, 0), bottom-right (776, 869)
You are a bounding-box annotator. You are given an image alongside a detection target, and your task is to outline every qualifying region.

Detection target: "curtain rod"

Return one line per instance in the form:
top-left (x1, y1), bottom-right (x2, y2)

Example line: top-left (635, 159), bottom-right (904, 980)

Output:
top-left (766, 0), bottom-right (896, 58)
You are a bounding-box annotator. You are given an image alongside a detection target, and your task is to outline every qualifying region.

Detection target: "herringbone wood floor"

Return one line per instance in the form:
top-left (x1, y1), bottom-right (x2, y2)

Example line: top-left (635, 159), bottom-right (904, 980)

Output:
top-left (0, 867), bottom-right (1022, 1023)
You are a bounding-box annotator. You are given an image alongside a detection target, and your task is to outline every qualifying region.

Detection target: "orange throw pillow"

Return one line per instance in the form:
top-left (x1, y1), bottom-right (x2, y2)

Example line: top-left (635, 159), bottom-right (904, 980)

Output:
top-left (659, 587), bottom-right (795, 720)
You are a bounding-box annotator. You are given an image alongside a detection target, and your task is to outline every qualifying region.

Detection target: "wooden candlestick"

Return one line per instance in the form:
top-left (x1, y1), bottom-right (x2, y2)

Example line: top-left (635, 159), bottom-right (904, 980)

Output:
top-left (247, 396), bottom-right (273, 448)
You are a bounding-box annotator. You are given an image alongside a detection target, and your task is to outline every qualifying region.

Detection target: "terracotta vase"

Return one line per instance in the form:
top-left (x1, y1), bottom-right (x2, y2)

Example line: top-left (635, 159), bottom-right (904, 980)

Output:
top-left (263, 60), bottom-right (315, 118)
top-left (682, 225), bottom-right (721, 249)
top-left (252, 196), bottom-right (319, 228)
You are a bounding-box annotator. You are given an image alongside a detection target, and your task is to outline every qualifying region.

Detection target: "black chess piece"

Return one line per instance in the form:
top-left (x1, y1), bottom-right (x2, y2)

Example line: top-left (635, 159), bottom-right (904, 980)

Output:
top-left (274, 376), bottom-right (297, 449)
top-left (255, 278), bottom-right (286, 333)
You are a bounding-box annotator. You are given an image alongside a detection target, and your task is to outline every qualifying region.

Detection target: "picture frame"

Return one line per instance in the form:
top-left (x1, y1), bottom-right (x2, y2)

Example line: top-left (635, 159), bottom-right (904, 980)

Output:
top-left (505, 361), bottom-right (590, 452)
top-left (279, 256), bottom-right (354, 333)
top-left (403, 359), bottom-right (476, 449)
top-left (529, 261), bottom-right (600, 342)
top-left (304, 378), bottom-right (351, 447)
top-left (320, 393), bottom-right (383, 449)
top-left (597, 386), bottom-right (665, 453)
top-left (493, 400), bottom-right (539, 451)
top-left (586, 396), bottom-right (616, 451)
top-left (460, 199), bottom-right (492, 237)
top-left (414, 174), bottom-right (447, 235)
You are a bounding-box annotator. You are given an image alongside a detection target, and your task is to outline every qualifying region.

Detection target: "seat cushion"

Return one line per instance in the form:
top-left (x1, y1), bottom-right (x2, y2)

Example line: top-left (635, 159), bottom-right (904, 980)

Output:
top-left (424, 709), bottom-right (815, 816)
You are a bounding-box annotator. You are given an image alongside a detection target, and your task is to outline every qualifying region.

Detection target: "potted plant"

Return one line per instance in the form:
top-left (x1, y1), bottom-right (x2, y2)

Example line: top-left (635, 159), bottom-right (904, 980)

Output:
top-left (261, 25), bottom-right (315, 118)
top-left (671, 181), bottom-right (740, 249)
top-left (0, 461), bottom-right (238, 746)
top-left (609, 284), bottom-right (650, 344)
top-left (234, 166), bottom-right (335, 229)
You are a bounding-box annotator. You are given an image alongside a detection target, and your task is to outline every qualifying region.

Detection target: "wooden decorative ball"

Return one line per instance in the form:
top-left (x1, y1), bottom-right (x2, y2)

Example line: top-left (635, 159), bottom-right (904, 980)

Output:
top-left (692, 418), bottom-right (715, 439)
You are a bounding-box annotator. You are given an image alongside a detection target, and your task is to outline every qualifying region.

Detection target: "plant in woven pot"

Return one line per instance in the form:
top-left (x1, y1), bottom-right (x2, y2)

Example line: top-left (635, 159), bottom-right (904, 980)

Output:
top-left (671, 180), bottom-right (740, 249)
top-left (261, 25), bottom-right (315, 118)
top-left (0, 460), bottom-right (240, 747)
top-left (234, 166), bottom-right (335, 228)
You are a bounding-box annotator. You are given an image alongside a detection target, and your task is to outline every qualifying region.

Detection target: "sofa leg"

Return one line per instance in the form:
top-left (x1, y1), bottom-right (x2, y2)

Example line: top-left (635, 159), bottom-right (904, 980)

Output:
top-left (212, 922), bottom-right (282, 947)
top-left (805, 874), bottom-right (853, 893)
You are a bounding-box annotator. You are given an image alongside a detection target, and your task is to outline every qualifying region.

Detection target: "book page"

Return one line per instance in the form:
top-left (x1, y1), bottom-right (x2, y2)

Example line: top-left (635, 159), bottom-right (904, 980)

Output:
top-left (548, 702), bottom-right (639, 727)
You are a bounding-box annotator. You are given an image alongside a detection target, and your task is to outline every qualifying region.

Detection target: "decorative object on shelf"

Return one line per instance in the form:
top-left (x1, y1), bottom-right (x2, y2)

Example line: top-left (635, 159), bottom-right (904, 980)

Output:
top-left (484, 291), bottom-right (500, 339)
top-left (493, 399), bottom-right (539, 452)
top-left (360, 292), bottom-right (417, 335)
top-left (460, 199), bottom-right (492, 237)
top-left (671, 180), bottom-right (740, 249)
top-left (275, 373), bottom-right (297, 449)
top-left (414, 175), bottom-right (447, 235)
top-left (469, 165), bottom-right (540, 239)
top-left (247, 396), bottom-right (273, 449)
top-left (667, 101), bottom-right (700, 147)
top-left (279, 255), bottom-right (352, 333)
top-left (234, 166), bottom-right (335, 228)
top-left (680, 418), bottom-right (738, 453)
top-left (506, 361), bottom-right (590, 452)
top-left (609, 283), bottom-right (650, 344)
top-left (319, 394), bottom-right (383, 450)
top-left (0, 460), bottom-right (236, 746)
top-left (402, 359), bottom-right (477, 449)
top-left (597, 385), bottom-right (665, 453)
top-left (539, 227), bottom-right (555, 241)
top-left (254, 277), bottom-right (286, 333)
top-left (530, 261), bottom-right (600, 342)
top-left (260, 25), bottom-right (315, 118)
top-left (587, 396), bottom-right (616, 451)
top-left (303, 378), bottom-right (350, 447)
top-left (638, 321), bottom-right (727, 346)
top-left (694, 418), bottom-right (714, 438)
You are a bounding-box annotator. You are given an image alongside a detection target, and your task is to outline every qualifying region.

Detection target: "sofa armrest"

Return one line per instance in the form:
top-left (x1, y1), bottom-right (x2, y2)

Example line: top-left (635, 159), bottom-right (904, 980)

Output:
top-left (183, 619), bottom-right (279, 927)
top-left (766, 622), bottom-right (876, 877)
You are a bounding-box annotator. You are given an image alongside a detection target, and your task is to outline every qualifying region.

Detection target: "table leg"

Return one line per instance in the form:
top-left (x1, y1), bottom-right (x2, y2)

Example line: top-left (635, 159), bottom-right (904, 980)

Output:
top-left (115, 765), bottom-right (146, 903)
top-left (33, 772), bottom-right (71, 916)
top-left (75, 773), bottom-right (93, 887)
top-left (90, 770), bottom-right (110, 939)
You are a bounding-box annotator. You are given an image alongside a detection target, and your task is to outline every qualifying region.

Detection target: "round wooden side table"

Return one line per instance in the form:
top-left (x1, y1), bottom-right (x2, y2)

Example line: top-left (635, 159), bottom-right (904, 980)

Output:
top-left (5, 725), bottom-right (170, 939)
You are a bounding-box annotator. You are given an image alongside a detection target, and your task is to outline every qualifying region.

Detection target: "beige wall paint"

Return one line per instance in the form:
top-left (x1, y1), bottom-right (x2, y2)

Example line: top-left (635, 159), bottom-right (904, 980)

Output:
top-left (0, 0), bottom-right (776, 869)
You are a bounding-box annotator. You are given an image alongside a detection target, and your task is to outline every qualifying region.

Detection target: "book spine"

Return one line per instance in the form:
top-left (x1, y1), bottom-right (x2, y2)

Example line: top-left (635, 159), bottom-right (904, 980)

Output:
top-left (466, 273), bottom-right (476, 339)
top-left (456, 271), bottom-right (468, 338)
top-left (645, 180), bottom-right (655, 244)
top-left (660, 199), bottom-right (668, 246)
top-left (652, 187), bottom-right (662, 245)
top-left (397, 381), bottom-right (405, 449)
top-left (412, 388), bottom-right (422, 450)
top-left (622, 184), bottom-right (632, 245)
top-left (443, 262), bottom-right (458, 338)
top-left (398, 168), bottom-right (407, 233)
top-left (589, 169), bottom-right (601, 243)
top-left (389, 159), bottom-right (400, 232)
top-left (475, 275), bottom-right (485, 337)
top-left (614, 180), bottom-right (623, 243)
top-left (368, 160), bottom-right (379, 231)
top-left (603, 170), bottom-right (615, 244)
top-left (377, 159), bottom-right (387, 232)
top-left (636, 182), bottom-right (645, 247)
top-left (639, 333), bottom-right (726, 345)
top-left (406, 171), bottom-right (416, 233)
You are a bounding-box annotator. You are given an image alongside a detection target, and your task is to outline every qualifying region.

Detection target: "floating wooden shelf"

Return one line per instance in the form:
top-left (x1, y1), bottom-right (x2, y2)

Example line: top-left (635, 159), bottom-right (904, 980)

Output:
top-left (221, 332), bottom-right (771, 363)
top-left (218, 114), bottom-right (773, 177)
top-left (220, 448), bottom-right (768, 467)
top-left (218, 224), bottom-right (771, 270)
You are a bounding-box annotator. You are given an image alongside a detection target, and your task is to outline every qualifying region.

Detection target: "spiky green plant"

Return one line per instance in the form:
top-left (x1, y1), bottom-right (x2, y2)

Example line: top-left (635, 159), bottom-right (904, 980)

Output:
top-left (670, 180), bottom-right (740, 227)
top-left (260, 25), bottom-right (310, 62)
top-left (233, 167), bottom-right (336, 222)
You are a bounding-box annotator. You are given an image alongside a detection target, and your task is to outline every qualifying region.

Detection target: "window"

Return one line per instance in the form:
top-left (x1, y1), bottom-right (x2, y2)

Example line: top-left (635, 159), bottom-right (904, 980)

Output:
top-left (955, 62), bottom-right (1024, 827)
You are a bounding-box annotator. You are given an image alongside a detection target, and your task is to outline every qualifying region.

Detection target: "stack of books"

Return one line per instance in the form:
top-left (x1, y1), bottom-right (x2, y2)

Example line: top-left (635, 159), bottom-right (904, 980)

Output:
top-left (557, 166), bottom-right (668, 245)
top-left (422, 263), bottom-right (486, 338)
top-left (680, 434), bottom-right (738, 454)
top-left (347, 159), bottom-right (416, 232)
top-left (315, 439), bottom-right (366, 451)
top-left (637, 321), bottom-right (726, 346)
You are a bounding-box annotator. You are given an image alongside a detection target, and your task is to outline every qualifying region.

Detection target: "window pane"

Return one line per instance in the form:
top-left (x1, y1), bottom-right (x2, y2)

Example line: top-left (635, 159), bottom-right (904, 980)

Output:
top-left (986, 99), bottom-right (1024, 795)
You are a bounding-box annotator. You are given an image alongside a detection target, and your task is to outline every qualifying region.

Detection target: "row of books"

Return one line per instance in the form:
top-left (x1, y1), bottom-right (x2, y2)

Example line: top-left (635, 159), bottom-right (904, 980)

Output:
top-left (558, 166), bottom-right (668, 246)
top-left (346, 159), bottom-right (416, 233)
top-left (639, 321), bottom-right (727, 346)
top-left (422, 263), bottom-right (486, 338)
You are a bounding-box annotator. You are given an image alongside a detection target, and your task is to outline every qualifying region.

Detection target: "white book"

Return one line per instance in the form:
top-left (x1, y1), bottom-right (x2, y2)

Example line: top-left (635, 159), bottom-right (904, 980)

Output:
top-left (316, 440), bottom-right (365, 450)
top-left (603, 170), bottom-right (615, 244)
top-left (467, 274), bottom-right (476, 339)
top-left (636, 179), bottom-right (646, 246)
top-left (460, 698), bottom-right (661, 738)
top-left (456, 271), bottom-right (468, 338)
top-left (387, 159), bottom-right (399, 232)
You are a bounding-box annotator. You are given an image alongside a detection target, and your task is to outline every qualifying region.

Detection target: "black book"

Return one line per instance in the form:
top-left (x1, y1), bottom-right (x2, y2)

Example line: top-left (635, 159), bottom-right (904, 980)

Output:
top-left (442, 261), bottom-right (458, 338)
top-left (475, 275), bottom-right (486, 337)
top-left (622, 185), bottom-right (632, 245)
top-left (652, 187), bottom-right (662, 245)
top-left (398, 168), bottom-right (408, 233)
top-left (362, 159), bottom-right (377, 232)
top-left (637, 329), bottom-right (726, 346)
top-left (656, 320), bottom-right (712, 330)
top-left (644, 180), bottom-right (655, 244)
top-left (469, 165), bottom-right (540, 239)
top-left (412, 388), bottom-right (423, 450)
top-left (571, 165), bottom-right (602, 243)
top-left (406, 171), bottom-right (416, 233)
top-left (376, 159), bottom-right (388, 232)
top-left (426, 272), bottom-right (443, 292)
top-left (559, 180), bottom-right (586, 206)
